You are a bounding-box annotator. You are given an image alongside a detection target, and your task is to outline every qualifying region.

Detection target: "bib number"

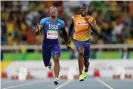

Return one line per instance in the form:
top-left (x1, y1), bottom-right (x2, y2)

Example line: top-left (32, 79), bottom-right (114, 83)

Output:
top-left (47, 30), bottom-right (58, 39)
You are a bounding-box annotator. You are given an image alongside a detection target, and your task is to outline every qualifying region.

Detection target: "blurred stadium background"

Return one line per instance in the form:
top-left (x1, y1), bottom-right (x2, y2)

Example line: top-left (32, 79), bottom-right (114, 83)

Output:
top-left (1, 1), bottom-right (133, 81)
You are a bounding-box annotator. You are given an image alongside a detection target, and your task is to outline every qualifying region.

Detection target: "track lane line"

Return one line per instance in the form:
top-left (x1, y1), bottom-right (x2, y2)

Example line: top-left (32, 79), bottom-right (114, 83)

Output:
top-left (96, 78), bottom-right (114, 89)
top-left (55, 80), bottom-right (73, 89)
top-left (2, 80), bottom-right (52, 89)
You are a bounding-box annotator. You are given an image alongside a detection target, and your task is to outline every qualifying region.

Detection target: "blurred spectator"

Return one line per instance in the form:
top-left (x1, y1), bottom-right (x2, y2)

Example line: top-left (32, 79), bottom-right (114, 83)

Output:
top-left (26, 26), bottom-right (36, 44)
top-left (1, 1), bottom-right (133, 45)
top-left (129, 1), bottom-right (133, 16)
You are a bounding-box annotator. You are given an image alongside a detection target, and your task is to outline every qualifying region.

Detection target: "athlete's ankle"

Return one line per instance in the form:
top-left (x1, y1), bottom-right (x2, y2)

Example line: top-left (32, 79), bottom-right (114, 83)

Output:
top-left (55, 77), bottom-right (58, 80)
top-left (84, 69), bottom-right (88, 72)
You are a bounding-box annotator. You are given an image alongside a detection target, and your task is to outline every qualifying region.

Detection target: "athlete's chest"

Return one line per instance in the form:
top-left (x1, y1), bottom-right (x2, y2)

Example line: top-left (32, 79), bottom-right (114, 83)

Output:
top-left (44, 20), bottom-right (61, 39)
top-left (74, 18), bottom-right (88, 26)
top-left (45, 21), bottom-right (61, 30)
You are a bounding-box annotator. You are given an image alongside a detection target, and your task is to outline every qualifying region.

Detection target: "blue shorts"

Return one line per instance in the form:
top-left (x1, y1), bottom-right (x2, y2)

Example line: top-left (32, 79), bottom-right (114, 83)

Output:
top-left (42, 42), bottom-right (61, 66)
top-left (74, 40), bottom-right (90, 60)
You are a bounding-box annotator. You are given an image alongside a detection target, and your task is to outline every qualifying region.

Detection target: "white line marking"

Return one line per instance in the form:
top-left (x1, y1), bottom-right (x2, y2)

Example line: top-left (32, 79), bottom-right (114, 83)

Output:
top-left (2, 80), bottom-right (51, 89)
top-left (96, 78), bottom-right (114, 89)
top-left (55, 80), bottom-right (73, 89)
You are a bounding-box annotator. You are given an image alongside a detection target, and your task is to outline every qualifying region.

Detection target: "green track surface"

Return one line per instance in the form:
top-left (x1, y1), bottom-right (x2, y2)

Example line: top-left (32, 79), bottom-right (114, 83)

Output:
top-left (130, 52), bottom-right (133, 59)
top-left (3, 51), bottom-right (133, 61)
top-left (3, 52), bottom-right (72, 61)
top-left (96, 51), bottom-right (123, 59)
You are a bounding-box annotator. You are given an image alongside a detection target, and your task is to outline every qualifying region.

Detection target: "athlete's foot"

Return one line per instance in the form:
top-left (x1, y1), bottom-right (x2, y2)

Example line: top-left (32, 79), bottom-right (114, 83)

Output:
top-left (48, 62), bottom-right (52, 70)
top-left (83, 72), bottom-right (88, 79)
top-left (54, 78), bottom-right (58, 85)
top-left (79, 73), bottom-right (84, 81)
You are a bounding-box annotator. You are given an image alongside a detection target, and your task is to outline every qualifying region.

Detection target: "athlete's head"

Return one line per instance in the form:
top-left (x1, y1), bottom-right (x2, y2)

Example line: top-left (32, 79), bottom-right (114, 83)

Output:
top-left (80, 3), bottom-right (88, 17)
top-left (50, 6), bottom-right (57, 18)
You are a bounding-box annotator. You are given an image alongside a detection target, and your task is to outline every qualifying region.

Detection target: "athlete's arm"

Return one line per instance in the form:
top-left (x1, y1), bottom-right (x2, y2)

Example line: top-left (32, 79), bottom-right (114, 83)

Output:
top-left (35, 23), bottom-right (43, 35)
top-left (59, 27), bottom-right (68, 45)
top-left (66, 20), bottom-right (75, 51)
top-left (68, 20), bottom-right (74, 44)
top-left (84, 17), bottom-right (109, 41)
top-left (36, 17), bottom-right (46, 35)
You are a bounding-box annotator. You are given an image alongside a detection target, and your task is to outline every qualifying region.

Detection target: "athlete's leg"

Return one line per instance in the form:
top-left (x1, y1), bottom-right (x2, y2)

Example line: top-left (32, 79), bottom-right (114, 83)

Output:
top-left (83, 40), bottom-right (90, 79)
top-left (53, 55), bottom-right (60, 78)
top-left (75, 40), bottom-right (84, 76)
top-left (84, 60), bottom-right (90, 72)
top-left (78, 47), bottom-right (84, 75)
top-left (51, 44), bottom-right (61, 85)
top-left (42, 43), bottom-right (51, 67)
top-left (84, 40), bottom-right (90, 72)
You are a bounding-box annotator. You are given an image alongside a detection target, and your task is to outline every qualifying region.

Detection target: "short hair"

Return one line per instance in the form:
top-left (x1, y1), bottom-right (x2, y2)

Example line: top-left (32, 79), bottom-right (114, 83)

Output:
top-left (80, 3), bottom-right (88, 9)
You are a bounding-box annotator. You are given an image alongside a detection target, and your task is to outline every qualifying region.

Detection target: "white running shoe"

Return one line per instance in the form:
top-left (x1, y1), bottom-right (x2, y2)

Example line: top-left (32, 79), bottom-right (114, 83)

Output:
top-left (54, 78), bottom-right (59, 85)
top-left (48, 62), bottom-right (52, 70)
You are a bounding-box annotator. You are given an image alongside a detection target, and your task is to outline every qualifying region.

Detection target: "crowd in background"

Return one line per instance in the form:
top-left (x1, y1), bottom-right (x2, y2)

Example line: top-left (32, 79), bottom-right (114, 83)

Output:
top-left (1, 1), bottom-right (133, 45)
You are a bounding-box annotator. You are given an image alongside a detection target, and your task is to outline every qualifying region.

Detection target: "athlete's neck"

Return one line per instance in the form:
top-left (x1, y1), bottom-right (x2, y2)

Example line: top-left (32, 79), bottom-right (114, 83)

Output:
top-left (81, 14), bottom-right (87, 17)
top-left (50, 16), bottom-right (57, 22)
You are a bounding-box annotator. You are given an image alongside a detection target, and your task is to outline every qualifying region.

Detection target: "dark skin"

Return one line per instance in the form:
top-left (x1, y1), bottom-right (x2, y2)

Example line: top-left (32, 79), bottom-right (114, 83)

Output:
top-left (68, 8), bottom-right (108, 75)
top-left (36, 8), bottom-right (68, 78)
top-left (68, 20), bottom-right (85, 75)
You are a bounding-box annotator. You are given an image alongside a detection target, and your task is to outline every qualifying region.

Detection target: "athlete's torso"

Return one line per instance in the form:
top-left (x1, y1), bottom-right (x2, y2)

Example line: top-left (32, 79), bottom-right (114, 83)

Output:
top-left (73, 15), bottom-right (94, 41)
top-left (40, 17), bottom-right (65, 44)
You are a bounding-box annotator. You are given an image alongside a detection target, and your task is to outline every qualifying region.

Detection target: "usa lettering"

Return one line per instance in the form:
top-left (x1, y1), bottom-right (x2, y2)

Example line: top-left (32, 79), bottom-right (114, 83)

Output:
top-left (49, 24), bottom-right (58, 30)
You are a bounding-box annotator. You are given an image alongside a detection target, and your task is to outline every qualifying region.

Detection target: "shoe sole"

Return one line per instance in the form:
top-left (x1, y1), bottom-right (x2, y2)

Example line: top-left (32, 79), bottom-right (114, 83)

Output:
top-left (79, 79), bottom-right (84, 81)
top-left (54, 81), bottom-right (58, 85)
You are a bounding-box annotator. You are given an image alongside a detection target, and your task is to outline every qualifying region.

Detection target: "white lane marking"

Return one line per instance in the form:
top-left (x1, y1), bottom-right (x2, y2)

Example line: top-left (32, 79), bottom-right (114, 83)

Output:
top-left (2, 80), bottom-right (51, 89)
top-left (55, 80), bottom-right (73, 89)
top-left (96, 78), bottom-right (114, 89)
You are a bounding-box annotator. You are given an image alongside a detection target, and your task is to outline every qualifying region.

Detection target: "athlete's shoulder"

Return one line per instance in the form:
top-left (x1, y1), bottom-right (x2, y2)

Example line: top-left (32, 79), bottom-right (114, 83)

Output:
top-left (87, 15), bottom-right (94, 18)
top-left (57, 18), bottom-right (65, 28)
top-left (87, 15), bottom-right (95, 22)
top-left (41, 17), bottom-right (49, 22)
top-left (40, 17), bottom-right (49, 25)
top-left (58, 18), bottom-right (65, 25)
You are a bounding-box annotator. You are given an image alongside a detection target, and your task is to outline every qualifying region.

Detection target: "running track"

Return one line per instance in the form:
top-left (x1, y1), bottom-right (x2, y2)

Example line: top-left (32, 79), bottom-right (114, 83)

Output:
top-left (1, 78), bottom-right (133, 89)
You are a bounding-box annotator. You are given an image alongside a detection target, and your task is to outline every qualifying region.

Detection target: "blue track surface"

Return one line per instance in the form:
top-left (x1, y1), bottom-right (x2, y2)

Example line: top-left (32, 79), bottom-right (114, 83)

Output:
top-left (1, 78), bottom-right (133, 89)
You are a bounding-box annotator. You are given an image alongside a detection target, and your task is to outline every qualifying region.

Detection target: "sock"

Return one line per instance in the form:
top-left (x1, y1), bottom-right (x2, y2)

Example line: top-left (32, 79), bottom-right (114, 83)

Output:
top-left (54, 77), bottom-right (58, 81)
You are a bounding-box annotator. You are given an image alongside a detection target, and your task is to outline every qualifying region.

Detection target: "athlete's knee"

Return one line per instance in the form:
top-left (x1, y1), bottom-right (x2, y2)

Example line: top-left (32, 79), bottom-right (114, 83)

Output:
top-left (78, 47), bottom-right (84, 56)
top-left (53, 56), bottom-right (59, 63)
top-left (79, 52), bottom-right (84, 56)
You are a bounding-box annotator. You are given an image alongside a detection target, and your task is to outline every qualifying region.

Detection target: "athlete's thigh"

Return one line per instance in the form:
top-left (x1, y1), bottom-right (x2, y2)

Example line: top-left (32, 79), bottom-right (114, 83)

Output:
top-left (84, 40), bottom-right (90, 60)
top-left (51, 43), bottom-right (61, 58)
top-left (42, 43), bottom-right (52, 66)
top-left (74, 40), bottom-right (84, 53)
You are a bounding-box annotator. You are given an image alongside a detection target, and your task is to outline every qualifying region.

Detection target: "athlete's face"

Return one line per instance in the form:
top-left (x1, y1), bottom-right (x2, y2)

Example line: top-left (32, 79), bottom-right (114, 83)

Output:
top-left (80, 8), bottom-right (87, 16)
top-left (50, 7), bottom-right (57, 18)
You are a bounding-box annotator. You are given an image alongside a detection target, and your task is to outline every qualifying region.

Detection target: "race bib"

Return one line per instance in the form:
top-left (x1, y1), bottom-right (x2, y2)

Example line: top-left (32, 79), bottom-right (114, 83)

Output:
top-left (47, 30), bottom-right (58, 39)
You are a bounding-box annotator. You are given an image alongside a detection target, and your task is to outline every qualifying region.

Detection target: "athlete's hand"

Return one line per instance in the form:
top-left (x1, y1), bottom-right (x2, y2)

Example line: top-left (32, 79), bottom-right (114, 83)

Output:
top-left (84, 16), bottom-right (88, 22)
top-left (35, 23), bottom-right (40, 35)
top-left (67, 39), bottom-right (71, 46)
top-left (66, 45), bottom-right (75, 52)
top-left (84, 16), bottom-right (93, 26)
top-left (68, 36), bottom-right (73, 45)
